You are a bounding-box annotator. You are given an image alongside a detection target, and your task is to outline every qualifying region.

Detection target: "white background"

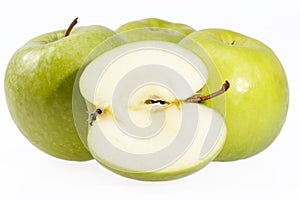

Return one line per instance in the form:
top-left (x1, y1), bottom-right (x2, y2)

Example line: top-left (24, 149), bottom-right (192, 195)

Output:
top-left (0, 0), bottom-right (299, 199)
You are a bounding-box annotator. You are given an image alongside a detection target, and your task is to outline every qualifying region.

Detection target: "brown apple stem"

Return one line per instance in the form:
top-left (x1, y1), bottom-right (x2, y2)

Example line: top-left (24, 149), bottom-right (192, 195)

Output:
top-left (65, 17), bottom-right (78, 37)
top-left (185, 80), bottom-right (230, 103)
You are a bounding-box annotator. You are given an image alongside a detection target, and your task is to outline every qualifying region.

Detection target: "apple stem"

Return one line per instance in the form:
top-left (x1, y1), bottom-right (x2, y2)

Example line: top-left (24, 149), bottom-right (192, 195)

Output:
top-left (65, 17), bottom-right (78, 37)
top-left (185, 80), bottom-right (230, 103)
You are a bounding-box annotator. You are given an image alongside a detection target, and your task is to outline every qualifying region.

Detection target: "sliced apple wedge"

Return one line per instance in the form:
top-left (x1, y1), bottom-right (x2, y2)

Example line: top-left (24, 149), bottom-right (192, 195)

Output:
top-left (78, 41), bottom-right (227, 181)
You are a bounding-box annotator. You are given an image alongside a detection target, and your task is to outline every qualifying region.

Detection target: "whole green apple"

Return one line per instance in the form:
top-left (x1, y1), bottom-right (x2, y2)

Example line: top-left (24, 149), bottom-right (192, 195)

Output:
top-left (4, 19), bottom-right (124, 161)
top-left (179, 29), bottom-right (289, 161)
top-left (116, 18), bottom-right (195, 43)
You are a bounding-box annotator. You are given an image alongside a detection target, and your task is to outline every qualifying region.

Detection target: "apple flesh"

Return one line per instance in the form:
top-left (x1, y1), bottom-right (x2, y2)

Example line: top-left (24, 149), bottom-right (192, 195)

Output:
top-left (179, 29), bottom-right (289, 161)
top-left (5, 23), bottom-right (125, 161)
top-left (77, 41), bottom-right (227, 180)
top-left (116, 18), bottom-right (195, 43)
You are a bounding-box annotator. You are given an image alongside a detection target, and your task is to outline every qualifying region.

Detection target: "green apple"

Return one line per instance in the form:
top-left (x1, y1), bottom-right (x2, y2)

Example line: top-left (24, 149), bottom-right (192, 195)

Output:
top-left (116, 18), bottom-right (194, 43)
top-left (4, 19), bottom-right (125, 161)
top-left (76, 41), bottom-right (228, 181)
top-left (179, 29), bottom-right (289, 161)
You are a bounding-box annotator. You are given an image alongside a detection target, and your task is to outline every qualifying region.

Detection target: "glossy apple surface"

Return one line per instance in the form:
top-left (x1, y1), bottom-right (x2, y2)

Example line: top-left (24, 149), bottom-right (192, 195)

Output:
top-left (116, 18), bottom-right (194, 43)
top-left (179, 29), bottom-right (289, 161)
top-left (5, 25), bottom-right (124, 161)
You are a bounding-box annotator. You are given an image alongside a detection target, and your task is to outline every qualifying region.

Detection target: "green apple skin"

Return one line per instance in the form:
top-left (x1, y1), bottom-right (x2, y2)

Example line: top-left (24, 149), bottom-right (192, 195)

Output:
top-left (5, 26), bottom-right (124, 161)
top-left (116, 18), bottom-right (195, 43)
top-left (88, 122), bottom-right (225, 181)
top-left (179, 29), bottom-right (289, 161)
top-left (96, 143), bottom-right (224, 181)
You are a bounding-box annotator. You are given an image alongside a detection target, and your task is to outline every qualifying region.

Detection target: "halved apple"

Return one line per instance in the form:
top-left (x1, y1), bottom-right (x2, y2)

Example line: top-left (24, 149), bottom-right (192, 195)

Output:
top-left (74, 41), bottom-right (227, 181)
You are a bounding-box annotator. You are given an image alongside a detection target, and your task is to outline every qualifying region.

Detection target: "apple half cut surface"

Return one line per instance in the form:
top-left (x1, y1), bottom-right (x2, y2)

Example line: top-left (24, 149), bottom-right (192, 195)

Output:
top-left (76, 41), bottom-right (227, 181)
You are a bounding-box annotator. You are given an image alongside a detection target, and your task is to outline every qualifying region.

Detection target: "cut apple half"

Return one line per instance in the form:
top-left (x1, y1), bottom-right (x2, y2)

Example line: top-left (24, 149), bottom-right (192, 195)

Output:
top-left (78, 41), bottom-right (227, 181)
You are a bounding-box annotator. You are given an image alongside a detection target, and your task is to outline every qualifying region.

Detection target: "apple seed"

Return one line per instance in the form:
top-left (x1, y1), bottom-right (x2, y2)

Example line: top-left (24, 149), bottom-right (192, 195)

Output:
top-left (144, 99), bottom-right (170, 105)
top-left (87, 108), bottom-right (102, 126)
